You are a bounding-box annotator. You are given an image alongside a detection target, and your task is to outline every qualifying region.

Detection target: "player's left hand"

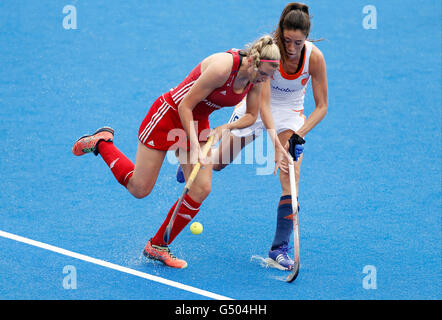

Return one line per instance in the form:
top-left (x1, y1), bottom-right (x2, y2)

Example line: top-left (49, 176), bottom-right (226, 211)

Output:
top-left (288, 133), bottom-right (305, 161)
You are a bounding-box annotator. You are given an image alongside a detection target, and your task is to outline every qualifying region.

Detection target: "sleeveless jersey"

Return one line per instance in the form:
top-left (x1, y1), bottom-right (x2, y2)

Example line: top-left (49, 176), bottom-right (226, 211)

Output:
top-left (165, 49), bottom-right (254, 121)
top-left (270, 40), bottom-right (313, 112)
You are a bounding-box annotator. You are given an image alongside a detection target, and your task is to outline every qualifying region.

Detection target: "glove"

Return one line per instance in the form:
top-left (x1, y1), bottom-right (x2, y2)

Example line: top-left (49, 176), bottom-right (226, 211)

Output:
top-left (288, 133), bottom-right (305, 161)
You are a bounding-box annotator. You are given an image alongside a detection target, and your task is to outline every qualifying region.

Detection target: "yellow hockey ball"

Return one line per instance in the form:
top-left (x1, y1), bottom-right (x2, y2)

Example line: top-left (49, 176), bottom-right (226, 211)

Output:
top-left (190, 222), bottom-right (203, 235)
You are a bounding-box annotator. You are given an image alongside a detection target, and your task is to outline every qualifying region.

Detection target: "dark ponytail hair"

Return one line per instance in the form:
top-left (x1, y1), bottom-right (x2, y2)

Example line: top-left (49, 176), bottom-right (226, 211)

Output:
top-left (274, 3), bottom-right (312, 61)
top-left (277, 2), bottom-right (310, 36)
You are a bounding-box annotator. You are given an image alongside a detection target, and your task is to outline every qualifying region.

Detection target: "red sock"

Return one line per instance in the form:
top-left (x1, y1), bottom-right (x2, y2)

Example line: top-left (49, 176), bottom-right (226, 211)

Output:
top-left (151, 194), bottom-right (201, 246)
top-left (97, 141), bottom-right (134, 187)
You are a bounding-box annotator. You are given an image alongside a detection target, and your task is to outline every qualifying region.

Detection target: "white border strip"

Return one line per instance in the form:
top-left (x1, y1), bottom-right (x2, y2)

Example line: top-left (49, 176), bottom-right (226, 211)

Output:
top-left (0, 230), bottom-right (233, 300)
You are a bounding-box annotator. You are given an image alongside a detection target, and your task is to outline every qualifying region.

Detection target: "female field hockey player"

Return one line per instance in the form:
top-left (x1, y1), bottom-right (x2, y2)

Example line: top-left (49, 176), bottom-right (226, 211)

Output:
top-left (72, 35), bottom-right (290, 269)
top-left (178, 3), bottom-right (328, 270)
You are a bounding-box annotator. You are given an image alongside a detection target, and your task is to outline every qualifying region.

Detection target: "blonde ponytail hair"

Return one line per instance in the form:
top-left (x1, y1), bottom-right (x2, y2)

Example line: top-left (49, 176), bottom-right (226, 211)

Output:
top-left (244, 34), bottom-right (281, 69)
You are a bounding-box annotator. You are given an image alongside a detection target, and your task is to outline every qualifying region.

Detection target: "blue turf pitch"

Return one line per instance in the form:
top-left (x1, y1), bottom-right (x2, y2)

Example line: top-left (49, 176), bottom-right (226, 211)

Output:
top-left (0, 0), bottom-right (440, 300)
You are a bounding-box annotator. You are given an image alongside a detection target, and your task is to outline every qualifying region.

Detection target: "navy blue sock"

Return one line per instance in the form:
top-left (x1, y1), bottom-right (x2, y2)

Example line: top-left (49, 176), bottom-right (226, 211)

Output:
top-left (271, 195), bottom-right (294, 250)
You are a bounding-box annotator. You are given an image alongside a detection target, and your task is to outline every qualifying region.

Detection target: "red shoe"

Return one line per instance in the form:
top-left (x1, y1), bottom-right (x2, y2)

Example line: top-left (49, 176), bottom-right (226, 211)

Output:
top-left (143, 240), bottom-right (188, 269)
top-left (72, 127), bottom-right (114, 156)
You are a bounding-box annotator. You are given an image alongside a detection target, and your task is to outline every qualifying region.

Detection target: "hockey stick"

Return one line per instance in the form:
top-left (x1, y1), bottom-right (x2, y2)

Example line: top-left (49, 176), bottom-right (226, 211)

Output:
top-left (286, 162), bottom-right (300, 282)
top-left (163, 135), bottom-right (214, 244)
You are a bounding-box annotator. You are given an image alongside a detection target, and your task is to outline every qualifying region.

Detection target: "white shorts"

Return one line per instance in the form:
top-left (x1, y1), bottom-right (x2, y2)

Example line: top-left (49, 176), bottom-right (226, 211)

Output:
top-left (229, 100), bottom-right (306, 138)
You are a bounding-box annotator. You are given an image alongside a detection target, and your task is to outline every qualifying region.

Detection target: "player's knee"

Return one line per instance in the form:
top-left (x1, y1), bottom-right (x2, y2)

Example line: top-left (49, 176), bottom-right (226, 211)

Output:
top-left (132, 189), bottom-right (150, 199)
top-left (191, 181), bottom-right (212, 202)
top-left (131, 188), bottom-right (151, 199)
top-left (128, 180), bottom-right (154, 199)
top-left (199, 181), bottom-right (212, 199)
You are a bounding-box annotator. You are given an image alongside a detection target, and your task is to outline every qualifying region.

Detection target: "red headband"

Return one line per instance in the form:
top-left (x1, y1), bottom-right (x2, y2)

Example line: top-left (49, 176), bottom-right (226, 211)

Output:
top-left (260, 59), bottom-right (280, 63)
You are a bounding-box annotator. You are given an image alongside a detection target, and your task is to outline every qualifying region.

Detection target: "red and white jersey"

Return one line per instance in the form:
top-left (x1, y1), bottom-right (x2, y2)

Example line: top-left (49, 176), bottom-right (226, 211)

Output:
top-left (164, 49), bottom-right (253, 121)
top-left (138, 49), bottom-right (254, 151)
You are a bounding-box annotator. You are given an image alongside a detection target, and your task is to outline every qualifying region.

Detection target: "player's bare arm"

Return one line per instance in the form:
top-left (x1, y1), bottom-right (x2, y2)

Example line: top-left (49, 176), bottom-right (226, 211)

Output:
top-left (296, 45), bottom-right (328, 138)
top-left (178, 54), bottom-right (232, 162)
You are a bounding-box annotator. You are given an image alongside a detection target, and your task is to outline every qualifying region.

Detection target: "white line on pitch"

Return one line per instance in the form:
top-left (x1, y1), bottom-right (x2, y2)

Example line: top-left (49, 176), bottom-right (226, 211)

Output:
top-left (0, 230), bottom-right (233, 300)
